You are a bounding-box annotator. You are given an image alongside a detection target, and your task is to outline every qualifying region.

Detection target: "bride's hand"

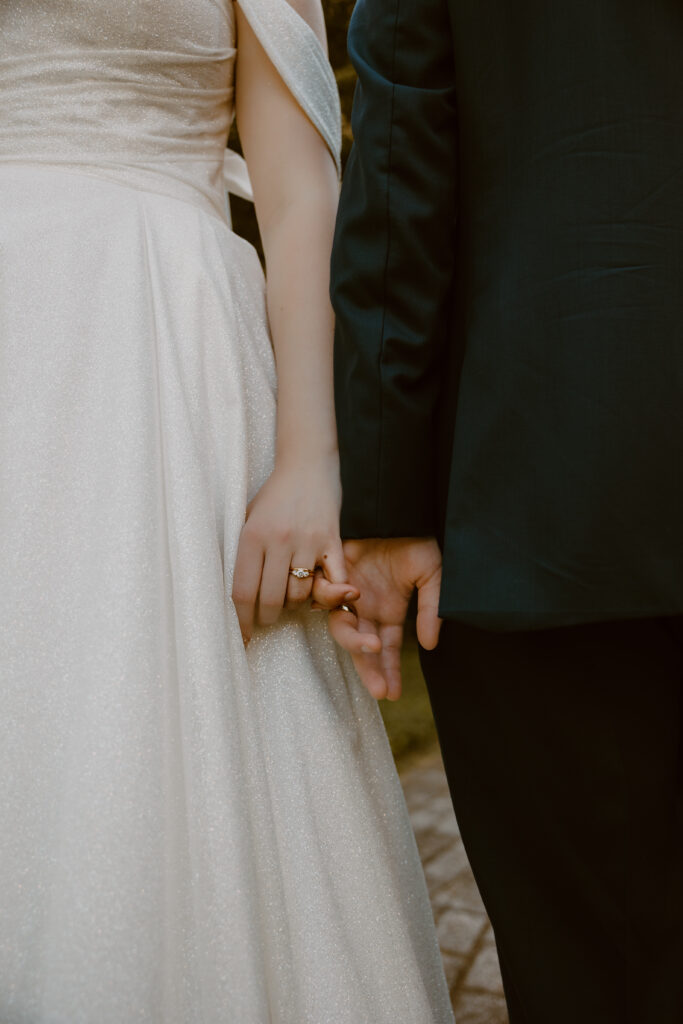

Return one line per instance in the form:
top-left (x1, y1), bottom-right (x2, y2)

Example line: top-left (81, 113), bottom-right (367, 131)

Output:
top-left (232, 455), bottom-right (356, 643)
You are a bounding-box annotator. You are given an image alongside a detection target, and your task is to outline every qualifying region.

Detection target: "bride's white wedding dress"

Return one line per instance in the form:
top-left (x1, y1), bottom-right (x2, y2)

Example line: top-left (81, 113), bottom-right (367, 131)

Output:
top-left (0, 2), bottom-right (455, 1022)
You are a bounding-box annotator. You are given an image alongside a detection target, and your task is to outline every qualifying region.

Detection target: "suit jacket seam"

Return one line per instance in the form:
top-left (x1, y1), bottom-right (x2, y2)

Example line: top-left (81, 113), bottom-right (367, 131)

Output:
top-left (376, 0), bottom-right (401, 536)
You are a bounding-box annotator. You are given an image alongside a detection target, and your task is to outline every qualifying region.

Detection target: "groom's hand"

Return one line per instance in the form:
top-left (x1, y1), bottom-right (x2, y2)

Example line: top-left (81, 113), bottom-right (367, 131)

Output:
top-left (326, 538), bottom-right (443, 702)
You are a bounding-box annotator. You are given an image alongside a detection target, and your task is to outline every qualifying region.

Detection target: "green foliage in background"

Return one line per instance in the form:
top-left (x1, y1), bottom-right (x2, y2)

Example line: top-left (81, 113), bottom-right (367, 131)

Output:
top-left (322, 0), bottom-right (357, 165)
top-left (321, 0), bottom-right (356, 70)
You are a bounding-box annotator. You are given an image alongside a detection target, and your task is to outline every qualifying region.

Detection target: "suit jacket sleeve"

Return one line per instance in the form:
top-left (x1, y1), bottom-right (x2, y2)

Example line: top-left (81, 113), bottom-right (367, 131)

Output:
top-left (331, 0), bottom-right (458, 539)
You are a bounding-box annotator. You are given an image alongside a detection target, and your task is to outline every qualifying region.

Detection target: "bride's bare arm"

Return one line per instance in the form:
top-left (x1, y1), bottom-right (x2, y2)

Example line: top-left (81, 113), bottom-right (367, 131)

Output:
top-left (231, 1), bottom-right (379, 651)
top-left (234, 0), bottom-right (338, 467)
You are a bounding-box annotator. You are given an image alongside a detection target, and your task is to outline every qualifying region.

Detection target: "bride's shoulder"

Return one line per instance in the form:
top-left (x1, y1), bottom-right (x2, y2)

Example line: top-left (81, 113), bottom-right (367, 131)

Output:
top-left (233, 0), bottom-right (327, 43)
top-left (232, 0), bottom-right (341, 171)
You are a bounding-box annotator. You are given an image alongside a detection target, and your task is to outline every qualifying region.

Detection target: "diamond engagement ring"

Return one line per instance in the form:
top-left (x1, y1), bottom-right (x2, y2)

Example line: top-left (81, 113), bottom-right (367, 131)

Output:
top-left (289, 567), bottom-right (316, 580)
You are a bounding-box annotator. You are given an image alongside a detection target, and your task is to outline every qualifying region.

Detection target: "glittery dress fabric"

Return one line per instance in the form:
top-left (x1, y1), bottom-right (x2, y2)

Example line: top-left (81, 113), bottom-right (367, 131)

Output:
top-left (0, 2), bottom-right (454, 1022)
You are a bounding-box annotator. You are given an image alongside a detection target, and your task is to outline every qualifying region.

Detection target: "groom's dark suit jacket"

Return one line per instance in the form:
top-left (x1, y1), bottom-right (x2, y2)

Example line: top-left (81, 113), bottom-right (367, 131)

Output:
top-left (331, 0), bottom-right (683, 630)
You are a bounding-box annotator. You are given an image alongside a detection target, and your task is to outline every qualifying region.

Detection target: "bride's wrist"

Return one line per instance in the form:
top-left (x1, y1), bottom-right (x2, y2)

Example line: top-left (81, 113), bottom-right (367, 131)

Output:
top-left (274, 440), bottom-right (340, 474)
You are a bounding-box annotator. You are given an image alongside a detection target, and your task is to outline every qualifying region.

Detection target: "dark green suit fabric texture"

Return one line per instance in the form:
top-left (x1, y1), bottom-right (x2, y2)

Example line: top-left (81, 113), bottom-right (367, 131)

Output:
top-left (331, 0), bottom-right (683, 630)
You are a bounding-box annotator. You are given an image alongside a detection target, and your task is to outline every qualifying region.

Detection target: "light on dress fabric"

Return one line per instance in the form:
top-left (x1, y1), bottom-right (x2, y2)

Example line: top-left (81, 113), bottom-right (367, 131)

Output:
top-left (0, 1), bottom-right (454, 1022)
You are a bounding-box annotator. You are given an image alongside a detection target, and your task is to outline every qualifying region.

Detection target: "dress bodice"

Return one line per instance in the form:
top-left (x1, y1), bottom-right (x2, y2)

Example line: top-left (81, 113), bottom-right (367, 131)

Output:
top-left (0, 0), bottom-right (341, 219)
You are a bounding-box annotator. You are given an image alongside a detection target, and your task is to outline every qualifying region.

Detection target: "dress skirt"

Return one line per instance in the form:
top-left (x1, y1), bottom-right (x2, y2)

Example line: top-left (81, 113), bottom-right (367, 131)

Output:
top-left (0, 164), bottom-right (454, 1023)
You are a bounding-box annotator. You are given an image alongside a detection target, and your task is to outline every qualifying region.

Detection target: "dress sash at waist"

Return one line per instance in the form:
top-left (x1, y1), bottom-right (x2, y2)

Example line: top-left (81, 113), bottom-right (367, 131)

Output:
top-left (0, 148), bottom-right (253, 224)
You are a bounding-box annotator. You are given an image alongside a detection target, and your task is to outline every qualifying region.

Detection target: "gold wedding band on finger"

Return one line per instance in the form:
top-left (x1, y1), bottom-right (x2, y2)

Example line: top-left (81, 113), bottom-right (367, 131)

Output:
top-left (289, 567), bottom-right (316, 580)
top-left (336, 603), bottom-right (358, 616)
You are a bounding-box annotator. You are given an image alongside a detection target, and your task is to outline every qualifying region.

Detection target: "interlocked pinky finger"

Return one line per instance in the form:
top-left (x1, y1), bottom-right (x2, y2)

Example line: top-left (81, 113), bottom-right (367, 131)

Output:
top-left (319, 541), bottom-right (348, 585)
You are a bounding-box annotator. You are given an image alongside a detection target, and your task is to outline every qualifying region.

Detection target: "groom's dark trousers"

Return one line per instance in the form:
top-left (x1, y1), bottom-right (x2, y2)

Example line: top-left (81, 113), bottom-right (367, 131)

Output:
top-left (330, 1), bottom-right (683, 1021)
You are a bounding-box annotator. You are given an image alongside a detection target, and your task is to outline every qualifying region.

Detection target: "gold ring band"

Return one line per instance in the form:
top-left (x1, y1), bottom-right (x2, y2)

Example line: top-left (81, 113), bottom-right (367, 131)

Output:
top-left (337, 603), bottom-right (358, 616)
top-left (289, 567), bottom-right (316, 580)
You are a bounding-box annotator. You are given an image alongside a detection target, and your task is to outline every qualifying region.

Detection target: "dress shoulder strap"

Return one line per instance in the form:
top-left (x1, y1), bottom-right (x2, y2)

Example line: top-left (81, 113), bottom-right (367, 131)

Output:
top-left (236, 0), bottom-right (342, 175)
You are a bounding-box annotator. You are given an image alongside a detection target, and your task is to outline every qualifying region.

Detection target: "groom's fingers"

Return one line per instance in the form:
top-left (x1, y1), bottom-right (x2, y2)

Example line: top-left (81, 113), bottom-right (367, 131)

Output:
top-left (352, 651), bottom-right (390, 701)
top-left (327, 608), bottom-right (381, 656)
top-left (378, 624), bottom-right (403, 701)
top-left (416, 570), bottom-right (443, 651)
top-left (327, 609), bottom-right (390, 698)
top-left (327, 610), bottom-right (404, 701)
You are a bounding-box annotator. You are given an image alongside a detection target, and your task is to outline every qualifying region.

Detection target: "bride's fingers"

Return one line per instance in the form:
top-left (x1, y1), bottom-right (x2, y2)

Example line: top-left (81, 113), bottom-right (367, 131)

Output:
top-left (310, 574), bottom-right (359, 609)
top-left (232, 533), bottom-right (265, 643)
top-left (320, 540), bottom-right (349, 585)
top-left (257, 548), bottom-right (291, 626)
top-left (285, 552), bottom-right (316, 609)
